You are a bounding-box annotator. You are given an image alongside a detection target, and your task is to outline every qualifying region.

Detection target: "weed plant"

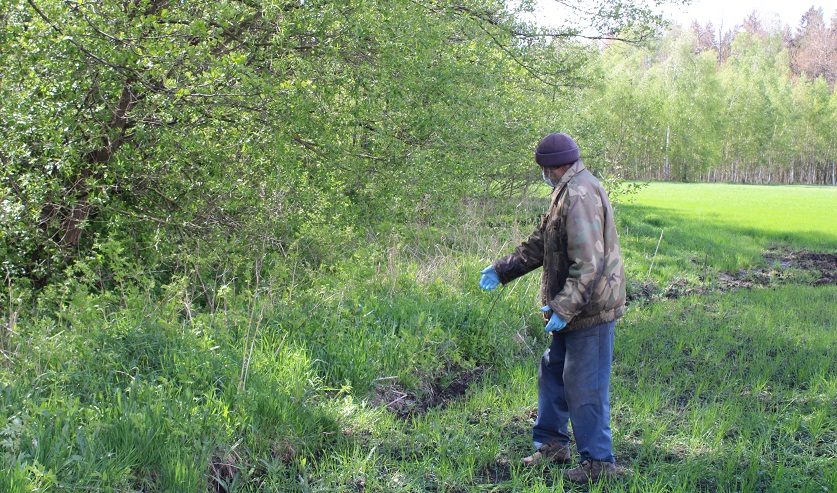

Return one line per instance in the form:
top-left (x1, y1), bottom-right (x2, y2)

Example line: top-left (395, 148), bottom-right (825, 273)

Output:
top-left (1, 183), bottom-right (835, 491)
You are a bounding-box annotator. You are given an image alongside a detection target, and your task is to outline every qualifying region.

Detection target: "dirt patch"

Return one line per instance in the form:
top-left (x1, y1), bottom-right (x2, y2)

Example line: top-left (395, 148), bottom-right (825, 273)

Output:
top-left (764, 248), bottom-right (837, 285)
top-left (626, 281), bottom-right (657, 304)
top-left (711, 268), bottom-right (776, 292)
top-left (369, 366), bottom-right (486, 419)
top-left (208, 448), bottom-right (243, 493)
top-left (475, 463), bottom-right (512, 485)
top-left (367, 378), bottom-right (413, 415)
top-left (349, 478), bottom-right (366, 492)
top-left (628, 248), bottom-right (837, 305)
top-left (425, 366), bottom-right (486, 408)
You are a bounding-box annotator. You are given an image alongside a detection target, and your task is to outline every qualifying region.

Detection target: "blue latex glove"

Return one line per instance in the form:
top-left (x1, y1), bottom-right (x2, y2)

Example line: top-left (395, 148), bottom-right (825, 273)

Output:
top-left (479, 265), bottom-right (500, 290)
top-left (541, 305), bottom-right (567, 333)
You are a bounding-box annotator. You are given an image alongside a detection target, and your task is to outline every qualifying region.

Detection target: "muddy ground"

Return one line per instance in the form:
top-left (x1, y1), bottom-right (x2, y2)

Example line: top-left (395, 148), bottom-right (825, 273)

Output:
top-left (628, 248), bottom-right (837, 304)
top-left (763, 248), bottom-right (837, 285)
top-left (369, 365), bottom-right (486, 419)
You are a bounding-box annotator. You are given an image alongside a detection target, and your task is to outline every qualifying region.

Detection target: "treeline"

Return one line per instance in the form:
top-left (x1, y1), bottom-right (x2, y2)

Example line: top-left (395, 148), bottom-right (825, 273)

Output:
top-left (586, 8), bottom-right (837, 185)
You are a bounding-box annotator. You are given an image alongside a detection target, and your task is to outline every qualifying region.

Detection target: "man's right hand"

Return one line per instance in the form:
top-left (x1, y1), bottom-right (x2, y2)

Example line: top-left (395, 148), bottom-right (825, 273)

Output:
top-left (480, 265), bottom-right (500, 290)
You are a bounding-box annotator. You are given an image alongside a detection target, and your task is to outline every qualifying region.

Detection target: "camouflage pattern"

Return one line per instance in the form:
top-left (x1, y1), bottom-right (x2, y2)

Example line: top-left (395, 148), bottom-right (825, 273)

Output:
top-left (492, 160), bottom-right (626, 332)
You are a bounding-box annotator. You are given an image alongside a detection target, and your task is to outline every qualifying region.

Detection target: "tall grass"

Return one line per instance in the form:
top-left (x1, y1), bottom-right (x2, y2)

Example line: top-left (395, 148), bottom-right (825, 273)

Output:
top-left (1, 183), bottom-right (835, 491)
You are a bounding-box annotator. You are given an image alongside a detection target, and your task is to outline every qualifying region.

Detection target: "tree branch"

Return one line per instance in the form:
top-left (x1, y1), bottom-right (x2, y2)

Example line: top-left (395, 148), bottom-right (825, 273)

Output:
top-left (26, 0), bottom-right (138, 75)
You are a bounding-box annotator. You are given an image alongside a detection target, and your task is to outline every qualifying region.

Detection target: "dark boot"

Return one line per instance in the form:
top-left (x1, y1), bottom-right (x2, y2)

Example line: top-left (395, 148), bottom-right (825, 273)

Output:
top-left (521, 439), bottom-right (571, 466)
top-left (564, 459), bottom-right (626, 483)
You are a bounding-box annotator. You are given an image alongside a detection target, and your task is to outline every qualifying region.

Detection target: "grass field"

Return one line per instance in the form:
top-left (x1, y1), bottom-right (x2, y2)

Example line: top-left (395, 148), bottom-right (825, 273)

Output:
top-left (618, 182), bottom-right (837, 289)
top-left (1, 182), bottom-right (835, 492)
top-left (629, 183), bottom-right (837, 245)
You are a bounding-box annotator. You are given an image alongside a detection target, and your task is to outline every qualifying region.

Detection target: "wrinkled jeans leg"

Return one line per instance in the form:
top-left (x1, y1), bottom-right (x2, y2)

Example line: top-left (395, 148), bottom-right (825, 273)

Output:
top-left (565, 321), bottom-right (615, 462)
top-left (532, 332), bottom-right (570, 449)
top-left (533, 321), bottom-right (615, 462)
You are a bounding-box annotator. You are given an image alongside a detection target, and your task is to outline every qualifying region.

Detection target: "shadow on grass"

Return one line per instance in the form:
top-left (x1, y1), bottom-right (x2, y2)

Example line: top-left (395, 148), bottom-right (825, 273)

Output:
top-left (618, 203), bottom-right (837, 257)
top-left (610, 284), bottom-right (837, 492)
top-left (616, 204), bottom-right (837, 301)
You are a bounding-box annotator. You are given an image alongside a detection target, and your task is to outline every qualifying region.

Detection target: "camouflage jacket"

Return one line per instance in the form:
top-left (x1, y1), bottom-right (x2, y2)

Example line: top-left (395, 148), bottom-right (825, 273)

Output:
top-left (492, 160), bottom-right (626, 332)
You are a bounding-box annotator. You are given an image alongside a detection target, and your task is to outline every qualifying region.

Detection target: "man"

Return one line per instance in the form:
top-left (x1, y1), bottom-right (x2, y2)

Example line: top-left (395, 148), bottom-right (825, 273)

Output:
top-left (479, 132), bottom-right (626, 483)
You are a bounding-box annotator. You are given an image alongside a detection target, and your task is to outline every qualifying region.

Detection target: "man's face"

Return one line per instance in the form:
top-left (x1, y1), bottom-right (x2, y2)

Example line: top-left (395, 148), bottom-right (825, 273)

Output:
top-left (541, 167), bottom-right (554, 186)
top-left (541, 165), bottom-right (569, 186)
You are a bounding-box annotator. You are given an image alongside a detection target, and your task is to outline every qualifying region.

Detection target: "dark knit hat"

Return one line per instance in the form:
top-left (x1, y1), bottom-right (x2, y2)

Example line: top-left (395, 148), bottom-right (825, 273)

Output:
top-left (535, 133), bottom-right (580, 167)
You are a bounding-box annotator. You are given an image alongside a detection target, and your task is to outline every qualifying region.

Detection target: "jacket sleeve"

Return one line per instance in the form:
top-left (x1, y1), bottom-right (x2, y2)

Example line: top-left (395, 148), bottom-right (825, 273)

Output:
top-left (548, 185), bottom-right (606, 322)
top-left (492, 227), bottom-right (545, 285)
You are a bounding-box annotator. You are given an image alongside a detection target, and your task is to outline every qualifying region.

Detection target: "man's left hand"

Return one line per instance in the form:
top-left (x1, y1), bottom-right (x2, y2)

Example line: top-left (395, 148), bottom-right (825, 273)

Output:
top-left (541, 305), bottom-right (567, 333)
top-left (480, 266), bottom-right (500, 290)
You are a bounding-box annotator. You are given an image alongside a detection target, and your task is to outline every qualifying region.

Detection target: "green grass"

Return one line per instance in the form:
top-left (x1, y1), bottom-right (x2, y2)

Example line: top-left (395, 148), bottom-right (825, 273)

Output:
top-left (1, 183), bottom-right (836, 491)
top-left (630, 183), bottom-right (837, 245)
top-left (614, 286), bottom-right (837, 492)
top-left (617, 182), bottom-right (837, 289)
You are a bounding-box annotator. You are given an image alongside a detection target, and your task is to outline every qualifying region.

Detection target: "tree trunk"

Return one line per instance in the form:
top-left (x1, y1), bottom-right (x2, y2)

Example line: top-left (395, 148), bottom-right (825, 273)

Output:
top-left (56, 82), bottom-right (139, 247)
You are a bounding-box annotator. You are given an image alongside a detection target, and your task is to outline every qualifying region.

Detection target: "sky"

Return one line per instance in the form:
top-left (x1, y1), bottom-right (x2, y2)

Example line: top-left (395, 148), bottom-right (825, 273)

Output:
top-left (531, 0), bottom-right (837, 32)
top-left (662, 0), bottom-right (836, 30)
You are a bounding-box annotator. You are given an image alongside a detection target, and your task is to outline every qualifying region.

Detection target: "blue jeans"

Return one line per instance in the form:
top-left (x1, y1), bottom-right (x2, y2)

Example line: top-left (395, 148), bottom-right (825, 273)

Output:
top-left (532, 321), bottom-right (615, 463)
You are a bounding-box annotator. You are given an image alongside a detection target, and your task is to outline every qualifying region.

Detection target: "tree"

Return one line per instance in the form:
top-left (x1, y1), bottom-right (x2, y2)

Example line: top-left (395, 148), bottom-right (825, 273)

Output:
top-left (1, 0), bottom-right (669, 289)
top-left (584, 7), bottom-right (837, 186)
top-left (691, 20), bottom-right (735, 66)
top-left (790, 7), bottom-right (836, 87)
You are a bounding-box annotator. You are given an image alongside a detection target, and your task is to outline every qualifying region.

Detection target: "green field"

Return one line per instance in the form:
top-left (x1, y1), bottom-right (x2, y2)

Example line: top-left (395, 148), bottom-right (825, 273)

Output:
top-left (631, 183), bottom-right (837, 233)
top-left (2, 183), bottom-right (836, 492)
top-left (618, 183), bottom-right (837, 288)
top-left (628, 182), bottom-right (837, 247)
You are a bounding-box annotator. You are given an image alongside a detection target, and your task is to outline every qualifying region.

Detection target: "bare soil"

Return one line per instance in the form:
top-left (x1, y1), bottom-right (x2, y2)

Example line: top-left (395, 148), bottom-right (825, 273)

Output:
top-left (628, 248), bottom-right (837, 305)
top-left (763, 248), bottom-right (837, 285)
top-left (370, 365), bottom-right (486, 419)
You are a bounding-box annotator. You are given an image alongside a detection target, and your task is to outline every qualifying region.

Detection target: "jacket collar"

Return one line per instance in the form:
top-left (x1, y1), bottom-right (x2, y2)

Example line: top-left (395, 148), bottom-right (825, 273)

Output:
top-left (551, 160), bottom-right (586, 197)
top-left (558, 160), bottom-right (586, 185)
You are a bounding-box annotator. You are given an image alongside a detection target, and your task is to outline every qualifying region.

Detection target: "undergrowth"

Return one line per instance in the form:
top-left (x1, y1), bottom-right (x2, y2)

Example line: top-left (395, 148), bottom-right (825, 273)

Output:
top-left (1, 184), bottom-right (835, 491)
